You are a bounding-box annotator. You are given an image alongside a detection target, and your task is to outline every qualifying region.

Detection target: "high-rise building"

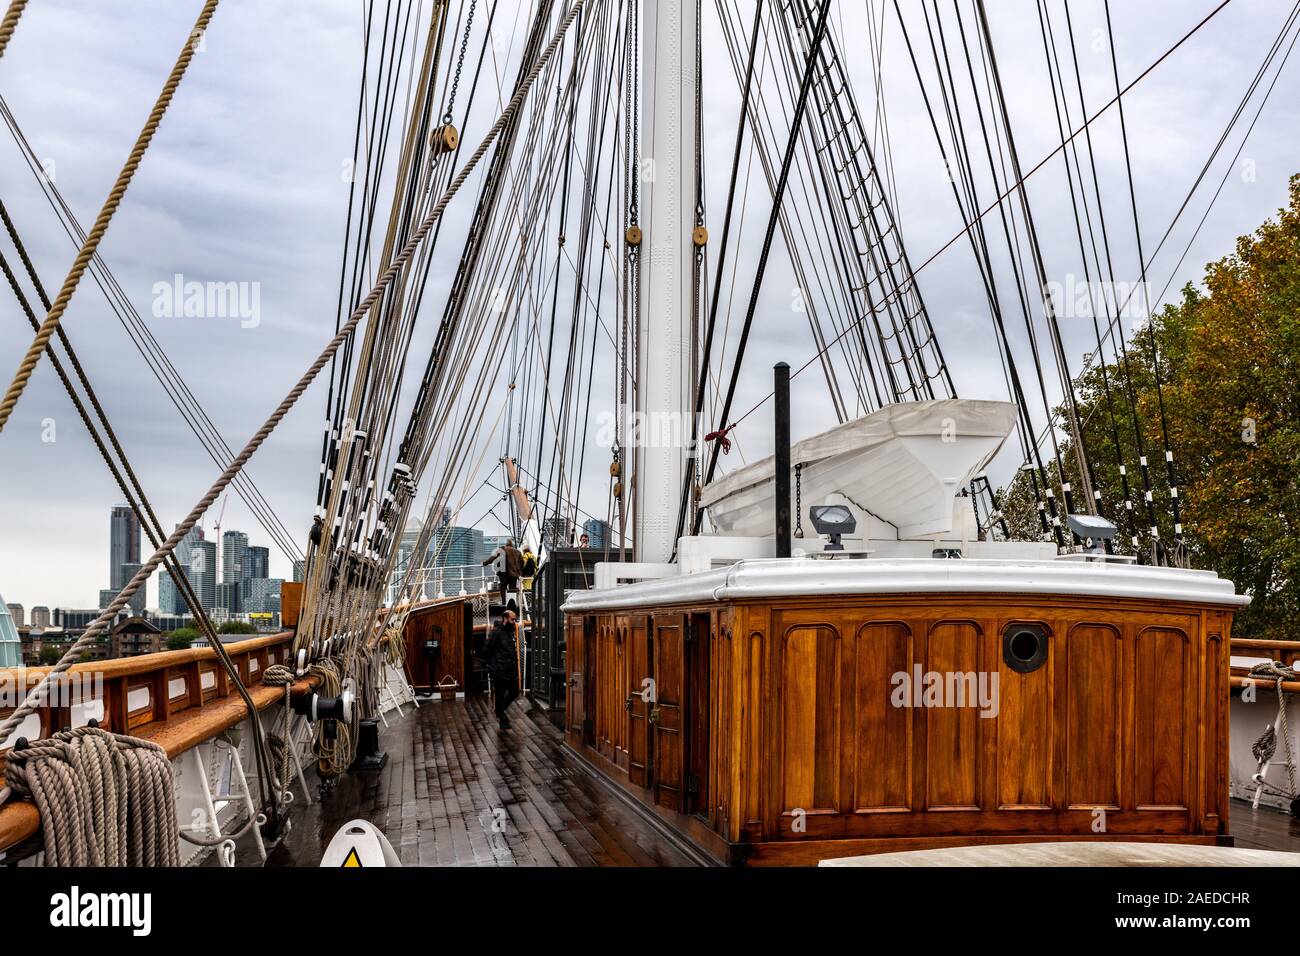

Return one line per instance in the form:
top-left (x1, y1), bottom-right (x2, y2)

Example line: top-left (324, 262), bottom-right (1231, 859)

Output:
top-left (216, 581), bottom-right (241, 614)
top-left (292, 559), bottom-right (305, 583)
top-left (191, 539), bottom-right (217, 610)
top-left (582, 518), bottom-right (612, 550)
top-left (244, 545), bottom-right (269, 580)
top-left (31, 606), bottom-right (50, 628)
top-left (243, 577), bottom-right (282, 615)
top-left (542, 515), bottom-right (574, 549)
top-left (110, 505), bottom-right (141, 591)
top-left (221, 530), bottom-right (248, 584)
top-left (5, 603), bottom-right (23, 627)
top-left (119, 561), bottom-right (146, 616)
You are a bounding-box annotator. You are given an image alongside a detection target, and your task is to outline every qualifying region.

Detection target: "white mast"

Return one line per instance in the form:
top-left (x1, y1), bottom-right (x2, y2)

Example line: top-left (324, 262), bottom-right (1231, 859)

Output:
top-left (633, 0), bottom-right (698, 564)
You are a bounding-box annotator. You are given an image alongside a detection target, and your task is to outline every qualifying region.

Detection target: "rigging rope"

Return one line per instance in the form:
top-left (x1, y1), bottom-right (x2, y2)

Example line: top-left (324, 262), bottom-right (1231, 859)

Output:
top-left (0, 0), bottom-right (591, 751)
top-left (0, 0), bottom-right (25, 60)
top-left (0, 0), bottom-right (221, 434)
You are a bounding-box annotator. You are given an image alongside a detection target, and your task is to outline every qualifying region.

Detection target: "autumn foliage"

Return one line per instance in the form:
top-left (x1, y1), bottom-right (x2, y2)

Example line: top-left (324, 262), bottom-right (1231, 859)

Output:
top-left (999, 175), bottom-right (1300, 637)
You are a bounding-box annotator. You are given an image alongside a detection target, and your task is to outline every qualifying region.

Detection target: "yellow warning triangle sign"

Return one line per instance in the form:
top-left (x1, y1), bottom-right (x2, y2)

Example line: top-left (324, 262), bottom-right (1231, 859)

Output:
top-left (341, 847), bottom-right (363, 868)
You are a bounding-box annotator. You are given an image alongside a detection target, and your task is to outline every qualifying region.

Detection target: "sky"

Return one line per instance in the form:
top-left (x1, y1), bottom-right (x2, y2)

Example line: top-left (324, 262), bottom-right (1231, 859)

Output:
top-left (0, 0), bottom-right (1295, 610)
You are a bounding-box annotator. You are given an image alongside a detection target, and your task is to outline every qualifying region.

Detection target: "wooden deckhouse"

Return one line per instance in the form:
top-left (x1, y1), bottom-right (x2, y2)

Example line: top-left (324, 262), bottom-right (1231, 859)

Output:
top-left (563, 559), bottom-right (1244, 865)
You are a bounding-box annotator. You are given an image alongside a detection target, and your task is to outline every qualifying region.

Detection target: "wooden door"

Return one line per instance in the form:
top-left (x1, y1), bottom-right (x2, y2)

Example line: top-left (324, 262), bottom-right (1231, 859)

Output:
top-left (652, 613), bottom-right (687, 811)
top-left (627, 615), bottom-right (652, 787)
top-left (566, 616), bottom-right (585, 739)
top-left (686, 612), bottom-right (710, 816)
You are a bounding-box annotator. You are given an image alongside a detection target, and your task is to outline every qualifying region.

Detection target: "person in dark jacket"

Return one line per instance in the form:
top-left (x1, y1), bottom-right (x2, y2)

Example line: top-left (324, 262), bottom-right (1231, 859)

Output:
top-left (481, 609), bottom-right (520, 728)
top-left (483, 539), bottom-right (525, 600)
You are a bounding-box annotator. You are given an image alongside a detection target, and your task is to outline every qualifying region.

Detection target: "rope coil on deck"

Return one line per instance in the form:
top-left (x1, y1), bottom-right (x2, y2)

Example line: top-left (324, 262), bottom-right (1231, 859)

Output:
top-left (4, 727), bottom-right (180, 866)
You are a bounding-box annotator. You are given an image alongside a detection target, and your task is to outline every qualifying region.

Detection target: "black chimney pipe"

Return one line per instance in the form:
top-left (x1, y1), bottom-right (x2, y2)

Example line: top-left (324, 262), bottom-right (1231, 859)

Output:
top-left (774, 362), bottom-right (791, 558)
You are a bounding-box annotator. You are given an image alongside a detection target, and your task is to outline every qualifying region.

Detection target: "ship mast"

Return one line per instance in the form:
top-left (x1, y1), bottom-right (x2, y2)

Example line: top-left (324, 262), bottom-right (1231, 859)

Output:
top-left (632, 0), bottom-right (699, 564)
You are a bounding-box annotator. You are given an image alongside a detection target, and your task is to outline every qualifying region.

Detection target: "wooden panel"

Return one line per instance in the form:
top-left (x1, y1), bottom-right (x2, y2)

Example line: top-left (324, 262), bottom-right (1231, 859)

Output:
top-left (1066, 623), bottom-right (1121, 808)
top-left (924, 621), bottom-right (980, 810)
top-left (1134, 625), bottom-right (1191, 812)
top-left (627, 615), bottom-right (651, 787)
top-left (852, 621), bottom-right (912, 812)
top-left (565, 616), bottom-right (584, 737)
top-left (778, 624), bottom-right (840, 816)
top-left (996, 629), bottom-right (1052, 809)
top-left (652, 613), bottom-right (686, 811)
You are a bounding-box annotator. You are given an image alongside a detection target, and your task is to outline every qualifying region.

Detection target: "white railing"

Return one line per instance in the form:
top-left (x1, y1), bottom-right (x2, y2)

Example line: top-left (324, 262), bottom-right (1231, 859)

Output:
top-left (389, 563), bottom-right (494, 606)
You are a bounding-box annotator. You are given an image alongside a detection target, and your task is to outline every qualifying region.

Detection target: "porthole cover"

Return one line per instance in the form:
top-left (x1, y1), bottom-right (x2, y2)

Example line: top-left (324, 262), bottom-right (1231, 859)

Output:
top-left (1003, 622), bottom-right (1048, 674)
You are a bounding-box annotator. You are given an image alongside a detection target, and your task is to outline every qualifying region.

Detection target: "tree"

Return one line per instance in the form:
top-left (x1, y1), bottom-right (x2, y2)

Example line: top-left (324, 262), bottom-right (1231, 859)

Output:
top-left (217, 621), bottom-right (257, 635)
top-left (39, 645), bottom-right (62, 665)
top-left (999, 174), bottom-right (1300, 637)
top-left (165, 627), bottom-right (201, 650)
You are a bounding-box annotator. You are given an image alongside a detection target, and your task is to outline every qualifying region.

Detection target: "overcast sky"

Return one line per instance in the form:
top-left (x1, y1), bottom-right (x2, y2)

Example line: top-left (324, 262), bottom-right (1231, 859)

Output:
top-left (0, 0), bottom-right (1295, 610)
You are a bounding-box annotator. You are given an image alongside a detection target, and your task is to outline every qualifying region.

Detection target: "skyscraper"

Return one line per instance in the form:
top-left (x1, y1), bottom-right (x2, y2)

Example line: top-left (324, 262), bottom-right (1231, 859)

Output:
top-left (5, 603), bottom-right (23, 627)
top-left (221, 530), bottom-right (248, 583)
top-left (119, 561), bottom-right (146, 616)
top-left (31, 606), bottom-right (50, 628)
top-left (582, 518), bottom-right (612, 550)
top-left (191, 539), bottom-right (217, 610)
top-left (244, 545), bottom-right (269, 580)
top-left (292, 559), bottom-right (305, 583)
top-left (159, 525), bottom-right (203, 614)
top-left (110, 505), bottom-right (140, 590)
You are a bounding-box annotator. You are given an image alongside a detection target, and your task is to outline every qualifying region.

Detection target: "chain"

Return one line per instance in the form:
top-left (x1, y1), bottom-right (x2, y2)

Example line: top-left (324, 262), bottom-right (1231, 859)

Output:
top-left (794, 463), bottom-right (804, 537)
top-left (443, 0), bottom-right (478, 124)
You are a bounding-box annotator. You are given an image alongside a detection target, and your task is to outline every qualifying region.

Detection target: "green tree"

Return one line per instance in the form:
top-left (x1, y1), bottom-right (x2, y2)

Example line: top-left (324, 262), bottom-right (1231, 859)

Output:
top-left (999, 174), bottom-right (1300, 638)
top-left (38, 645), bottom-right (62, 665)
top-left (217, 621), bottom-right (257, 635)
top-left (165, 627), bottom-right (201, 650)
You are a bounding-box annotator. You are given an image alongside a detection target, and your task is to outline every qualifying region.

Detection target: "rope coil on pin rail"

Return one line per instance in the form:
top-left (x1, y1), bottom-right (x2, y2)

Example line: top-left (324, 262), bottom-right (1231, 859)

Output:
top-left (0, 0), bottom-right (590, 753)
top-left (0, 0), bottom-right (221, 435)
top-left (4, 725), bottom-right (180, 866)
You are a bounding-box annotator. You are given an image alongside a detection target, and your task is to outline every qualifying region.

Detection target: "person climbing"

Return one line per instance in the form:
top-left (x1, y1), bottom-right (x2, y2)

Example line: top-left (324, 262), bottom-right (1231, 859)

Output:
top-left (482, 538), bottom-right (523, 600)
top-left (481, 609), bottom-right (521, 729)
top-left (578, 532), bottom-right (590, 548)
top-left (521, 545), bottom-right (537, 592)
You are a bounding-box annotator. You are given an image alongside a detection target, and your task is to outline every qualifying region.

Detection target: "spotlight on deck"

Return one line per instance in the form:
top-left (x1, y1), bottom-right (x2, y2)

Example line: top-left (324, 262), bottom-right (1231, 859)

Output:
top-left (1067, 513), bottom-right (1118, 555)
top-left (809, 504), bottom-right (856, 552)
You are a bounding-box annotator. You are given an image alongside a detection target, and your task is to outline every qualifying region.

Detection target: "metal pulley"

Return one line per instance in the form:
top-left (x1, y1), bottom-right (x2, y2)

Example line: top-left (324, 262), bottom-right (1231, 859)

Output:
top-left (430, 123), bottom-right (459, 156)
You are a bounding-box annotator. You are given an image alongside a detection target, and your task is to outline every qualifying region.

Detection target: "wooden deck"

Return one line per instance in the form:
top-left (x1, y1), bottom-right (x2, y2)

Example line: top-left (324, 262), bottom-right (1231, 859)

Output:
top-left (225, 690), bottom-right (1300, 868)
top-left (242, 694), bottom-right (705, 867)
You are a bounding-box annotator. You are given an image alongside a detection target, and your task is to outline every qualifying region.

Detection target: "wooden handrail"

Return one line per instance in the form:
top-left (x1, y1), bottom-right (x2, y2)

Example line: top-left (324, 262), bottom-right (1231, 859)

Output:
top-left (0, 631), bottom-right (318, 857)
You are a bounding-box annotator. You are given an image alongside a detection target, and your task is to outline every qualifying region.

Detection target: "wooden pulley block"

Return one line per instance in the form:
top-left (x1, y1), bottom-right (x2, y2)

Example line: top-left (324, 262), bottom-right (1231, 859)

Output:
top-left (692, 225), bottom-right (708, 247)
top-left (613, 481), bottom-right (623, 498)
top-left (609, 460), bottom-right (621, 477)
top-left (625, 224), bottom-right (642, 247)
top-left (430, 124), bottom-right (459, 155)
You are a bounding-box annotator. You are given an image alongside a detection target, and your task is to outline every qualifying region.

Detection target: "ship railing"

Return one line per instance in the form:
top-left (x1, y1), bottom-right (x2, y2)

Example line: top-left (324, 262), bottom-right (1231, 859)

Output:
top-left (1229, 636), bottom-right (1300, 694)
top-left (389, 563), bottom-right (493, 606)
top-left (0, 632), bottom-right (321, 865)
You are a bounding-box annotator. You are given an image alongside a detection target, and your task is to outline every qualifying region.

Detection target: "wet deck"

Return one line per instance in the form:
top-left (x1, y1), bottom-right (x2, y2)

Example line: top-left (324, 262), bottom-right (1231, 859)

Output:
top-left (232, 692), bottom-right (1300, 867)
top-left (247, 694), bottom-right (703, 867)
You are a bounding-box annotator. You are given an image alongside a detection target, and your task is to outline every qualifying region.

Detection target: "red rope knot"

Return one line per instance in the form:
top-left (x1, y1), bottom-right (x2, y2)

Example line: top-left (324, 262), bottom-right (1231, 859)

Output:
top-left (704, 424), bottom-right (734, 455)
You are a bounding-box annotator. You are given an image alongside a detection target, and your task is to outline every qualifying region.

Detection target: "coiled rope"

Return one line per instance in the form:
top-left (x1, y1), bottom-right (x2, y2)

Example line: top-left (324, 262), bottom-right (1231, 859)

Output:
top-left (1248, 660), bottom-right (1298, 801)
top-left (0, 0), bottom-right (220, 434)
top-left (0, 0), bottom-right (26, 60)
top-left (4, 727), bottom-right (180, 866)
